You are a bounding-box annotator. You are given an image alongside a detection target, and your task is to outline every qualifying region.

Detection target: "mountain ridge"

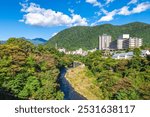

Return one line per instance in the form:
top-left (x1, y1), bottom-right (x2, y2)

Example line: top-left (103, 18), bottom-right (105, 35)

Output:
top-left (46, 22), bottom-right (150, 50)
top-left (0, 38), bottom-right (47, 45)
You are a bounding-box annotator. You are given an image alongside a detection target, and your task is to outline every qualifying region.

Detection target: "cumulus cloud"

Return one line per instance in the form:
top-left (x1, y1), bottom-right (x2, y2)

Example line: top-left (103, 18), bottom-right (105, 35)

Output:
top-left (51, 32), bottom-right (58, 37)
top-left (19, 3), bottom-right (88, 27)
top-left (106, 0), bottom-right (114, 4)
top-left (98, 2), bottom-right (150, 22)
top-left (101, 8), bottom-right (109, 14)
top-left (119, 2), bottom-right (150, 15)
top-left (128, 0), bottom-right (138, 5)
top-left (68, 8), bottom-right (74, 14)
top-left (85, 0), bottom-right (102, 7)
top-left (95, 11), bottom-right (102, 16)
top-left (118, 6), bottom-right (131, 15)
top-left (98, 10), bottom-right (117, 22)
top-left (132, 2), bottom-right (150, 13)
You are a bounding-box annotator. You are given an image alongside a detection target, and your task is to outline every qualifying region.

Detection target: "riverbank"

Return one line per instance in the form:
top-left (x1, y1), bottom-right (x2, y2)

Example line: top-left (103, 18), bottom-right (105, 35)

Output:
top-left (58, 68), bottom-right (87, 100)
top-left (65, 65), bottom-right (103, 100)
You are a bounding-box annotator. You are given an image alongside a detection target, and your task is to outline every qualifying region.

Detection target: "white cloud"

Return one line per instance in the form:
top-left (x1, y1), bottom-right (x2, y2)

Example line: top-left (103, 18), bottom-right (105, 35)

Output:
top-left (20, 3), bottom-right (88, 27)
top-left (85, 0), bottom-right (102, 7)
top-left (90, 22), bottom-right (97, 26)
top-left (101, 8), bottom-right (109, 14)
top-left (119, 2), bottom-right (150, 15)
top-left (128, 0), bottom-right (138, 5)
top-left (68, 8), bottom-right (74, 14)
top-left (132, 2), bottom-right (150, 13)
top-left (118, 6), bottom-right (131, 15)
top-left (95, 11), bottom-right (102, 16)
top-left (98, 2), bottom-right (150, 22)
top-left (51, 32), bottom-right (58, 37)
top-left (106, 0), bottom-right (114, 4)
top-left (98, 10), bottom-right (117, 22)
top-left (71, 14), bottom-right (88, 26)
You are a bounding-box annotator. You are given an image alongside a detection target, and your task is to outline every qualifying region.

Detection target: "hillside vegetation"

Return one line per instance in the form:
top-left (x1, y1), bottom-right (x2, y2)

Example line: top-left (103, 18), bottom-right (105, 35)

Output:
top-left (66, 65), bottom-right (103, 100)
top-left (64, 50), bottom-right (150, 100)
top-left (0, 38), bottom-right (64, 100)
top-left (46, 22), bottom-right (150, 50)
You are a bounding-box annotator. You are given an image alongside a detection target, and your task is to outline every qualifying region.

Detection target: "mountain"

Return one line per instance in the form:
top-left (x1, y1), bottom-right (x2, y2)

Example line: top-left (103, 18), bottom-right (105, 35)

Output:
top-left (0, 41), bottom-right (6, 44)
top-left (0, 38), bottom-right (47, 45)
top-left (27, 38), bottom-right (47, 45)
top-left (46, 22), bottom-right (150, 50)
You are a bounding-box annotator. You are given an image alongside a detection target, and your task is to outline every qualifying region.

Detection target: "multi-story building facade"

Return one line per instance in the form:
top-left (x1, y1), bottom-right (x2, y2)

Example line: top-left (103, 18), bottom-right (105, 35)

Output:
top-left (117, 39), bottom-right (124, 49)
top-left (117, 34), bottom-right (130, 49)
top-left (99, 34), bottom-right (112, 50)
top-left (129, 37), bottom-right (142, 48)
top-left (117, 34), bottom-right (142, 49)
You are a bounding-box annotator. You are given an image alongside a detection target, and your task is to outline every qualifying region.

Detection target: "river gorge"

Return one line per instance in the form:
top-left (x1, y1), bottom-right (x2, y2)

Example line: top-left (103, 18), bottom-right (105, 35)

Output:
top-left (58, 68), bottom-right (86, 100)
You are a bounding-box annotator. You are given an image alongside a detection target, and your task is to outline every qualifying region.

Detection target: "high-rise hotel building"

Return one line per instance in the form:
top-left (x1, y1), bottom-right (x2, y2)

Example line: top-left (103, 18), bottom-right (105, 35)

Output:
top-left (98, 34), bottom-right (142, 50)
top-left (117, 34), bottom-right (130, 49)
top-left (129, 37), bottom-right (142, 48)
top-left (99, 34), bottom-right (112, 50)
top-left (117, 34), bottom-right (142, 49)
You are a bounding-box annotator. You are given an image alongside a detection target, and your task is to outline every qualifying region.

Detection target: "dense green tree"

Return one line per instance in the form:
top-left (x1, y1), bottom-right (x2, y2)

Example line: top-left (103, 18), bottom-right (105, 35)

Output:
top-left (79, 50), bottom-right (150, 100)
top-left (0, 38), bottom-right (64, 100)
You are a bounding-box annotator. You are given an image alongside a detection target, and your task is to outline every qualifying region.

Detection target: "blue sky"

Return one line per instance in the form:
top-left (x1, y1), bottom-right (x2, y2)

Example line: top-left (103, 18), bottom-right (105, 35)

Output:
top-left (0, 0), bottom-right (150, 40)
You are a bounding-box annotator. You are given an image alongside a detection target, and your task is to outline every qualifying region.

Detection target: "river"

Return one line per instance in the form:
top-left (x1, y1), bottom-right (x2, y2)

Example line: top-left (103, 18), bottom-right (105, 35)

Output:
top-left (58, 68), bottom-right (86, 100)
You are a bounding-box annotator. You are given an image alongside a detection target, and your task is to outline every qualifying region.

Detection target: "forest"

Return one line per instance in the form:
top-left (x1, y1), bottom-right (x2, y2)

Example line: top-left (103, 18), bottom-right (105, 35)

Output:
top-left (0, 38), bottom-right (150, 100)
top-left (84, 50), bottom-right (150, 99)
top-left (63, 50), bottom-right (150, 100)
top-left (0, 38), bottom-right (64, 100)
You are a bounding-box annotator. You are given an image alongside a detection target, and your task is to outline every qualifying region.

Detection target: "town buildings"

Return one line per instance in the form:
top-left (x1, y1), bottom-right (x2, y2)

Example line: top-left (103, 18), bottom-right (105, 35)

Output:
top-left (98, 34), bottom-right (142, 50)
top-left (112, 50), bottom-right (150, 59)
top-left (117, 34), bottom-right (142, 49)
top-left (57, 33), bottom-right (145, 57)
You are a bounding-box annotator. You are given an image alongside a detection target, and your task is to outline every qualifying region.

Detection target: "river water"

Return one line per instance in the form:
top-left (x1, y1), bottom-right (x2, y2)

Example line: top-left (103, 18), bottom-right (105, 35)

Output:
top-left (59, 68), bottom-right (86, 100)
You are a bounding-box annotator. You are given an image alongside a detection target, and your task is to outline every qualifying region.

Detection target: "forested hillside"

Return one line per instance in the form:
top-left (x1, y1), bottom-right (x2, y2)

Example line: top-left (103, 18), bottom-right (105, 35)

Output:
top-left (47, 22), bottom-right (150, 50)
top-left (84, 51), bottom-right (150, 99)
top-left (63, 50), bottom-right (150, 100)
top-left (0, 38), bottom-right (64, 100)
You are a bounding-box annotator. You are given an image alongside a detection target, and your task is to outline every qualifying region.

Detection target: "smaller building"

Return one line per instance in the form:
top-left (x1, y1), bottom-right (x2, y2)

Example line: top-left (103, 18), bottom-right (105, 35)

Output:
top-left (58, 48), bottom-right (66, 53)
top-left (141, 50), bottom-right (150, 57)
top-left (112, 52), bottom-right (133, 59)
top-left (112, 50), bottom-right (150, 59)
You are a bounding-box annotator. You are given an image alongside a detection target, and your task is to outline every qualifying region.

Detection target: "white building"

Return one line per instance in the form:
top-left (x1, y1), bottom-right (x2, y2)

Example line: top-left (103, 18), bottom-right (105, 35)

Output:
top-left (87, 48), bottom-right (97, 53)
top-left (112, 52), bottom-right (133, 59)
top-left (65, 48), bottom-right (88, 56)
top-left (117, 34), bottom-right (142, 49)
top-left (112, 50), bottom-right (150, 59)
top-left (120, 34), bottom-right (130, 39)
top-left (141, 50), bottom-right (150, 57)
top-left (117, 39), bottom-right (124, 49)
top-left (58, 48), bottom-right (66, 53)
top-left (99, 34), bottom-right (112, 50)
top-left (129, 37), bottom-right (142, 48)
